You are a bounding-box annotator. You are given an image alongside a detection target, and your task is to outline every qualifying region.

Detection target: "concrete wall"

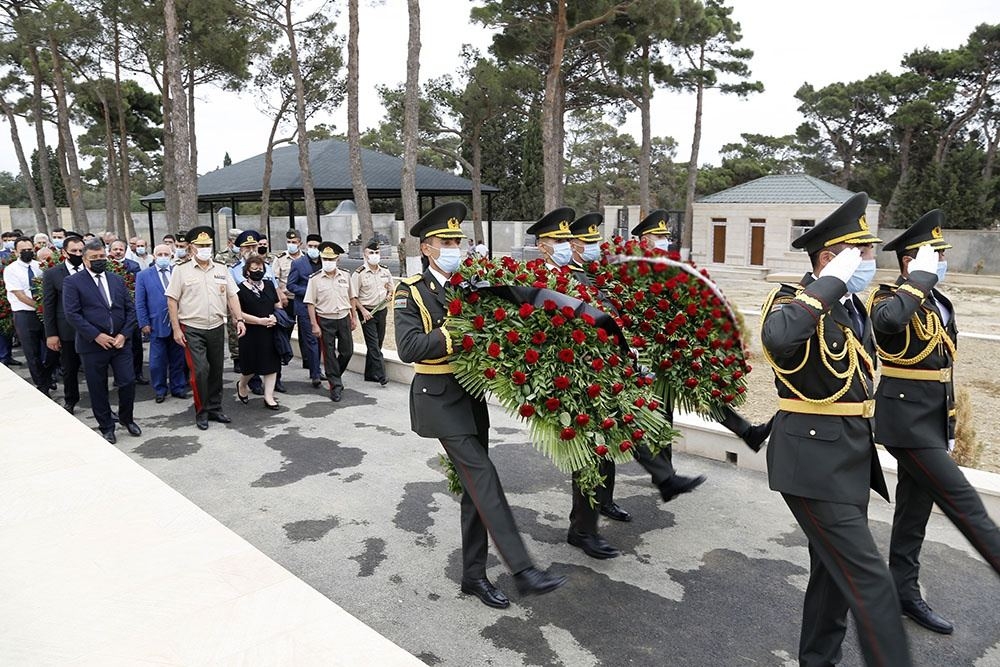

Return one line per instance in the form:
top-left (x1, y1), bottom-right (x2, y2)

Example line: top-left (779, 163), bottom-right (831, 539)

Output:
top-left (877, 227), bottom-right (1000, 275)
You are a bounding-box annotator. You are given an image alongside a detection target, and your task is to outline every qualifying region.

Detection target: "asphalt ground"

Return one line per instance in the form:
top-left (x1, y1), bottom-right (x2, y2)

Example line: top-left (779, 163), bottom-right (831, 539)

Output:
top-left (14, 350), bottom-right (996, 667)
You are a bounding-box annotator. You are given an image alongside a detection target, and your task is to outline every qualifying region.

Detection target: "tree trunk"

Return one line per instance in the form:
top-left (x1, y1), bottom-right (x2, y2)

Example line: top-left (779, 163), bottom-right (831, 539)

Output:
top-left (164, 0), bottom-right (198, 232)
top-left (187, 62), bottom-right (198, 178)
top-left (259, 101), bottom-right (291, 232)
top-left (471, 127), bottom-right (484, 244)
top-left (47, 38), bottom-right (89, 234)
top-left (26, 46), bottom-right (56, 233)
top-left (54, 137), bottom-right (71, 228)
top-left (347, 0), bottom-right (376, 253)
top-left (100, 96), bottom-right (124, 239)
top-left (161, 68), bottom-right (179, 234)
top-left (884, 126), bottom-right (914, 228)
top-left (980, 117), bottom-right (999, 211)
top-left (681, 47), bottom-right (705, 259)
top-left (541, 0), bottom-right (568, 211)
top-left (0, 97), bottom-right (45, 229)
top-left (638, 42), bottom-right (652, 214)
top-left (112, 8), bottom-right (135, 239)
top-left (284, 0), bottom-right (318, 234)
top-left (399, 0), bottom-right (421, 247)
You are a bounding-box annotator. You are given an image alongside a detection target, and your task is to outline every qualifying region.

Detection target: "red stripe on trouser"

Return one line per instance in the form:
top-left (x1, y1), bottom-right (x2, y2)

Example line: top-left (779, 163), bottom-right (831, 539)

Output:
top-left (181, 325), bottom-right (202, 413)
top-left (799, 497), bottom-right (887, 667)
top-left (904, 449), bottom-right (1000, 571)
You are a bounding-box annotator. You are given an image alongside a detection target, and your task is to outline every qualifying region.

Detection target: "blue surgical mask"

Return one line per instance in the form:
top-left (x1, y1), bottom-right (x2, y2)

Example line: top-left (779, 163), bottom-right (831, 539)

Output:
top-left (654, 238), bottom-right (671, 252)
top-left (3, 241), bottom-right (13, 251)
top-left (135, 246), bottom-right (146, 255)
top-left (549, 241), bottom-right (573, 267)
top-left (435, 247), bottom-right (462, 274)
top-left (306, 247), bottom-right (320, 260)
top-left (581, 243), bottom-right (601, 263)
top-left (287, 243), bottom-right (299, 255)
top-left (935, 260), bottom-right (947, 284)
top-left (174, 248), bottom-right (187, 259)
top-left (845, 259), bottom-right (877, 293)
top-left (155, 257), bottom-right (172, 269)
top-left (53, 238), bottom-right (64, 249)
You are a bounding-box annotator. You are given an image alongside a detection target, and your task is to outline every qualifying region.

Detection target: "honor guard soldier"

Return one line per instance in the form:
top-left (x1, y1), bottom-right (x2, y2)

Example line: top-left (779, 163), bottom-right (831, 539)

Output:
top-left (165, 226), bottom-right (246, 431)
top-left (630, 209), bottom-right (673, 252)
top-left (871, 210), bottom-right (1000, 635)
top-left (394, 202), bottom-right (567, 609)
top-left (305, 242), bottom-right (355, 402)
top-left (351, 240), bottom-right (394, 385)
top-left (761, 193), bottom-right (912, 666)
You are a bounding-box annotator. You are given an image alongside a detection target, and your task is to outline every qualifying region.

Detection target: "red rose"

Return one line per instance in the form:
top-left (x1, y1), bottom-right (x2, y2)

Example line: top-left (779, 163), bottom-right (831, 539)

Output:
top-left (596, 329), bottom-right (608, 343)
top-left (571, 329), bottom-right (586, 344)
top-left (506, 330), bottom-right (520, 344)
top-left (450, 273), bottom-right (464, 286)
top-left (524, 349), bottom-right (540, 364)
top-left (711, 388), bottom-right (722, 398)
top-left (494, 307), bottom-right (507, 322)
top-left (561, 305), bottom-right (576, 318)
top-left (484, 368), bottom-right (497, 379)
top-left (608, 354), bottom-right (620, 367)
top-left (619, 440), bottom-right (633, 453)
top-left (462, 335), bottom-right (474, 352)
top-left (554, 375), bottom-right (570, 390)
top-left (632, 429), bottom-right (645, 441)
top-left (448, 299), bottom-right (463, 316)
top-left (519, 404), bottom-right (536, 418)
top-left (560, 427), bottom-right (577, 440)
top-left (519, 303), bottom-right (535, 318)
top-left (611, 382), bottom-right (624, 394)
top-left (531, 331), bottom-right (547, 345)
top-left (487, 342), bottom-right (501, 358)
top-left (511, 371), bottom-right (527, 385)
top-left (685, 377), bottom-right (698, 388)
top-left (595, 444), bottom-right (609, 456)
top-left (648, 400), bottom-right (660, 411)
top-left (551, 315), bottom-right (566, 327)
top-left (633, 397), bottom-right (646, 408)
top-left (601, 417), bottom-right (615, 430)
top-left (558, 348), bottom-right (574, 363)
top-left (575, 414), bottom-right (590, 426)
top-left (623, 366), bottom-right (635, 378)
top-left (543, 299), bottom-right (558, 312)
top-left (691, 361), bottom-right (702, 371)
top-left (622, 413), bottom-right (634, 424)
top-left (687, 303), bottom-right (698, 316)
top-left (472, 315), bottom-right (485, 330)
top-left (591, 358), bottom-right (604, 371)
top-left (545, 397), bottom-right (561, 411)
top-left (733, 370), bottom-right (744, 379)
top-left (466, 292), bottom-right (481, 304)
top-left (581, 313), bottom-right (595, 325)
top-left (586, 384), bottom-right (601, 398)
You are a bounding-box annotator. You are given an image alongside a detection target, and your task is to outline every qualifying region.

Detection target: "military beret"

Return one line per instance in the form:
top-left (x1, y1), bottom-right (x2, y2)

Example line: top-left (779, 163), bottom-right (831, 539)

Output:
top-left (570, 212), bottom-right (603, 242)
top-left (409, 202), bottom-right (467, 240)
top-left (792, 192), bottom-right (881, 254)
top-left (631, 209), bottom-right (671, 237)
top-left (318, 241), bottom-right (344, 259)
top-left (883, 209), bottom-right (951, 253)
top-left (186, 226), bottom-right (215, 246)
top-left (526, 207), bottom-right (575, 240)
top-left (235, 229), bottom-right (262, 247)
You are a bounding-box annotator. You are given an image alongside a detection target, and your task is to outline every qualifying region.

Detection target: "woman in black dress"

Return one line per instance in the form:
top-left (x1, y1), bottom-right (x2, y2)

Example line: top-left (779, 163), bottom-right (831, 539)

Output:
top-left (236, 255), bottom-right (283, 408)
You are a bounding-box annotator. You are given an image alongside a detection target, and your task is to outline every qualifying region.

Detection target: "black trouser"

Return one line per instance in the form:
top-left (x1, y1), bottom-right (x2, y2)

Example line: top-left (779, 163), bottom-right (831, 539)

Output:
top-left (12, 310), bottom-right (55, 391)
top-left (569, 460), bottom-right (615, 535)
top-left (132, 328), bottom-right (144, 377)
top-left (183, 324), bottom-right (225, 416)
top-left (784, 494), bottom-right (911, 667)
top-left (358, 306), bottom-right (387, 381)
top-left (440, 431), bottom-right (533, 580)
top-left (887, 446), bottom-right (1000, 602)
top-left (80, 344), bottom-right (135, 433)
top-left (59, 337), bottom-right (82, 405)
top-left (318, 315), bottom-right (353, 392)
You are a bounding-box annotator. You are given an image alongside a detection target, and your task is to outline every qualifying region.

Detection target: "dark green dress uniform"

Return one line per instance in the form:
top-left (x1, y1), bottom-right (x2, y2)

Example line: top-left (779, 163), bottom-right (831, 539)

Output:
top-left (871, 211), bottom-right (1000, 615)
top-left (394, 203), bottom-right (533, 585)
top-left (761, 193), bottom-right (911, 667)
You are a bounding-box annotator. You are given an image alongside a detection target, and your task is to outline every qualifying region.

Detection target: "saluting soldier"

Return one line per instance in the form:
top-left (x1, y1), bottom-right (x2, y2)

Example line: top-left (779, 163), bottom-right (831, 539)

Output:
top-left (394, 201), bottom-right (566, 609)
top-left (351, 240), bottom-right (394, 385)
top-left (761, 193), bottom-right (911, 666)
top-left (870, 210), bottom-right (1000, 635)
top-left (165, 226), bottom-right (246, 431)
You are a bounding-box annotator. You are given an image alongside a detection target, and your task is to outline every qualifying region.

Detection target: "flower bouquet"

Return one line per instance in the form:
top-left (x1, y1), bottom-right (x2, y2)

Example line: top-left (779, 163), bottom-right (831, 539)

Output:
top-left (443, 256), bottom-right (676, 499)
top-left (0, 253), bottom-right (16, 336)
top-left (32, 252), bottom-right (61, 321)
top-left (106, 260), bottom-right (136, 299)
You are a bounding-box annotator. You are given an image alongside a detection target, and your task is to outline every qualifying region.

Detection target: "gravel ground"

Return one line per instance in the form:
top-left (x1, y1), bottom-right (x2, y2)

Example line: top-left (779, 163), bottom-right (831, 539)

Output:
top-left (363, 269), bottom-right (1000, 473)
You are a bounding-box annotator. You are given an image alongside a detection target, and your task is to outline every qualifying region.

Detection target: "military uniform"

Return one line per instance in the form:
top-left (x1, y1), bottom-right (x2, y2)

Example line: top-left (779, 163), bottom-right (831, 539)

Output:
top-left (351, 244), bottom-right (394, 384)
top-left (761, 193), bottom-right (911, 667)
top-left (305, 242), bottom-right (354, 400)
top-left (216, 230), bottom-right (242, 370)
top-left (870, 211), bottom-right (1000, 632)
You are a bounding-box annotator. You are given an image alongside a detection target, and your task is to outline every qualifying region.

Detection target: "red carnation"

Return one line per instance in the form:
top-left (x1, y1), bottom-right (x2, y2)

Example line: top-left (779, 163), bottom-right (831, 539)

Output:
top-left (519, 303), bottom-right (535, 318)
top-left (554, 375), bottom-right (570, 390)
top-left (608, 354), bottom-right (620, 367)
top-left (511, 371), bottom-right (527, 385)
top-left (619, 440), bottom-right (633, 453)
top-left (448, 299), bottom-right (463, 316)
top-left (531, 331), bottom-right (547, 345)
top-left (545, 397), bottom-right (561, 411)
top-left (543, 299), bottom-right (558, 312)
top-left (684, 377), bottom-right (698, 388)
top-left (487, 342), bottom-right (501, 358)
top-left (484, 368), bottom-right (497, 379)
top-left (560, 427), bottom-right (577, 440)
top-left (634, 397), bottom-right (646, 408)
top-left (622, 413), bottom-right (635, 424)
top-left (472, 315), bottom-right (485, 330)
top-left (494, 307), bottom-right (507, 322)
top-left (591, 358), bottom-right (605, 371)
top-left (506, 330), bottom-right (520, 344)
top-left (449, 273), bottom-right (464, 286)
top-left (611, 382), bottom-right (624, 394)
top-left (596, 329), bottom-right (608, 342)
top-left (595, 444), bottom-right (609, 456)
top-left (551, 315), bottom-right (566, 327)
top-left (524, 349), bottom-right (540, 364)
top-left (558, 348), bottom-right (574, 363)
top-left (561, 305), bottom-right (576, 318)
top-left (581, 313), bottom-right (595, 326)
top-left (575, 414), bottom-right (590, 426)
top-left (648, 400), bottom-right (660, 411)
top-left (601, 417), bottom-right (615, 430)
top-left (466, 292), bottom-right (480, 304)
top-left (571, 329), bottom-right (587, 344)
top-left (462, 335), bottom-right (474, 352)
top-left (519, 404), bottom-right (536, 418)
top-left (587, 384), bottom-right (601, 398)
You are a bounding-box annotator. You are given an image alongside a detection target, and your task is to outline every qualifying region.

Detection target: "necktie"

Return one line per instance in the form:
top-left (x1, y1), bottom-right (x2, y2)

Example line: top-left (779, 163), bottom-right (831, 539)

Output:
top-left (73, 266), bottom-right (81, 273)
top-left (27, 264), bottom-right (34, 282)
top-left (844, 299), bottom-right (864, 338)
top-left (160, 268), bottom-right (170, 290)
top-left (96, 274), bottom-right (111, 308)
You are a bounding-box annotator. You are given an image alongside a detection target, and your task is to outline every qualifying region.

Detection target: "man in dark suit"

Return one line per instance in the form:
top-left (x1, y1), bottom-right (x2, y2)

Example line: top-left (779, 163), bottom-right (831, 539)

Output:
top-left (42, 233), bottom-right (86, 413)
top-left (287, 233), bottom-right (324, 387)
top-left (871, 211), bottom-right (1000, 635)
top-left (63, 239), bottom-right (141, 444)
top-left (394, 202), bottom-right (566, 610)
top-left (136, 244), bottom-right (189, 403)
top-left (761, 193), bottom-right (912, 666)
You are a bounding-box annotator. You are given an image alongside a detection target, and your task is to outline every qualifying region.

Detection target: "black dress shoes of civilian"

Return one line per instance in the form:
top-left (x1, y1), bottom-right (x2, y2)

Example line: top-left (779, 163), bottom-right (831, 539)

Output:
top-left (513, 567), bottom-right (567, 597)
top-left (901, 598), bottom-right (954, 634)
top-left (274, 380), bottom-right (287, 393)
top-left (195, 413), bottom-right (209, 430)
top-left (5, 358), bottom-right (21, 366)
top-left (330, 388), bottom-right (342, 402)
top-left (460, 578), bottom-right (510, 609)
top-left (155, 394), bottom-right (166, 403)
top-left (567, 530), bottom-right (620, 559)
top-left (311, 378), bottom-right (322, 388)
top-left (658, 473), bottom-right (707, 502)
top-left (135, 376), bottom-right (149, 385)
top-left (379, 376), bottom-right (388, 386)
top-left (121, 422), bottom-right (142, 437)
top-left (101, 429), bottom-right (116, 444)
top-left (171, 391), bottom-right (189, 399)
top-left (599, 502), bottom-right (632, 522)
top-left (208, 411), bottom-right (231, 424)
top-left (62, 401), bottom-right (75, 414)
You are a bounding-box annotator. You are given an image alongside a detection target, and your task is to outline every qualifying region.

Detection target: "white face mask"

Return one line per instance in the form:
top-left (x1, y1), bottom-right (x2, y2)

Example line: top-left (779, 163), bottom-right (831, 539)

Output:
top-left (549, 241), bottom-right (573, 267)
top-left (135, 246), bottom-right (146, 255)
top-left (306, 247), bottom-right (320, 260)
top-left (196, 247), bottom-right (213, 261)
top-left (434, 247), bottom-right (462, 274)
top-left (322, 260), bottom-right (337, 273)
top-left (654, 238), bottom-right (671, 252)
top-left (174, 248), bottom-right (187, 259)
top-left (366, 251), bottom-right (380, 265)
top-left (581, 243), bottom-right (601, 262)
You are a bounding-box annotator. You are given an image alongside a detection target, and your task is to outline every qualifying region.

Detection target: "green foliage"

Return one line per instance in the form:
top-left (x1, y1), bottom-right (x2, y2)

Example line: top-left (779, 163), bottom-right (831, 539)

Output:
top-left (0, 171), bottom-right (30, 206)
top-left (31, 147), bottom-right (67, 207)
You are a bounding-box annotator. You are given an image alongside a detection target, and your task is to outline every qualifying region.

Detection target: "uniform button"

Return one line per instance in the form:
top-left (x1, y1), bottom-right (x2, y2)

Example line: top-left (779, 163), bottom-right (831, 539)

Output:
top-left (809, 429), bottom-right (816, 436)
top-left (899, 393), bottom-right (905, 398)
top-left (422, 388), bottom-right (427, 393)
top-left (832, 342), bottom-right (838, 348)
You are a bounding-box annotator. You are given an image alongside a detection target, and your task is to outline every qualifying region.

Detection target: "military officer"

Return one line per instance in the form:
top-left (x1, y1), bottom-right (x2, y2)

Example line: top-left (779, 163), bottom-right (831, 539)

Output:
top-left (216, 227), bottom-right (243, 372)
top-left (351, 240), bottom-right (394, 385)
top-left (394, 202), bottom-right (567, 609)
top-left (761, 192), bottom-right (911, 666)
top-left (870, 210), bottom-right (1000, 635)
top-left (630, 209), bottom-right (674, 252)
top-left (305, 241), bottom-right (355, 402)
top-left (257, 235), bottom-right (277, 263)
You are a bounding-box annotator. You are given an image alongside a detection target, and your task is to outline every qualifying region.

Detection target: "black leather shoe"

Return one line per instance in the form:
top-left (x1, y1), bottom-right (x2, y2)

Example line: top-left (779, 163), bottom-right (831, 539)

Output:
top-left (155, 394), bottom-right (166, 404)
top-left (171, 391), bottom-right (189, 399)
top-left (5, 358), bottom-right (21, 366)
top-left (901, 598), bottom-right (954, 634)
top-left (233, 359), bottom-right (242, 374)
top-left (109, 410), bottom-right (118, 422)
top-left (135, 376), bottom-right (149, 385)
top-left (101, 429), bottom-right (117, 444)
top-left (121, 422), bottom-right (142, 437)
top-left (208, 411), bottom-right (231, 424)
top-left (330, 389), bottom-right (342, 402)
top-left (379, 377), bottom-right (388, 386)
top-left (513, 567), bottom-right (567, 596)
top-left (741, 420), bottom-right (773, 452)
top-left (63, 402), bottom-right (76, 414)
top-left (460, 578), bottom-right (510, 609)
top-left (567, 530), bottom-right (620, 559)
top-left (195, 413), bottom-right (209, 430)
top-left (274, 381), bottom-right (287, 393)
top-left (658, 473), bottom-right (707, 502)
top-left (599, 502), bottom-right (632, 522)
top-left (311, 378), bottom-right (322, 388)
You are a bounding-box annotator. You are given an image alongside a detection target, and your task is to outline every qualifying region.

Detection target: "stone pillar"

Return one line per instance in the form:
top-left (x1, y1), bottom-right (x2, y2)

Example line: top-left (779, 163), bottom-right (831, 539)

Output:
top-left (0, 205), bottom-right (11, 232)
top-left (59, 207), bottom-right (73, 229)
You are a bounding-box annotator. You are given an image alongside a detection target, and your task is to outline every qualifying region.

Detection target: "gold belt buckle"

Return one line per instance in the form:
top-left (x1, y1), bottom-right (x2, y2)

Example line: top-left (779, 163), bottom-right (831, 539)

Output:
top-left (939, 368), bottom-right (951, 383)
top-left (862, 400), bottom-right (876, 419)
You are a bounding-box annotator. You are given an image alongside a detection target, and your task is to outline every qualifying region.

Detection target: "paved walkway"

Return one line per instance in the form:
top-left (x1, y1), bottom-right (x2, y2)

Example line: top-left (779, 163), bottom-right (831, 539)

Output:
top-left (8, 354), bottom-right (997, 666)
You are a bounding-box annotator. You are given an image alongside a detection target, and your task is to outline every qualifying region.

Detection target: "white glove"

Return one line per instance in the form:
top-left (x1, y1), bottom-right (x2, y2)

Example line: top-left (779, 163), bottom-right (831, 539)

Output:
top-left (819, 246), bottom-right (862, 284)
top-left (909, 244), bottom-right (938, 276)
top-left (948, 438), bottom-right (955, 453)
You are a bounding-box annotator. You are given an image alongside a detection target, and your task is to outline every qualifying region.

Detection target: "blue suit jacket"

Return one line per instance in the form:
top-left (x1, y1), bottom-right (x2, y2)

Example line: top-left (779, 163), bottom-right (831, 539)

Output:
top-left (63, 269), bottom-right (137, 355)
top-left (287, 255), bottom-right (321, 300)
top-left (135, 265), bottom-right (173, 338)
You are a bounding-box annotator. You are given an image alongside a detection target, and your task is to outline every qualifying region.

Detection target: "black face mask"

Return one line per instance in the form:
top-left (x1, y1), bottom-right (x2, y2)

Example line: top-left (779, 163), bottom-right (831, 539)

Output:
top-left (67, 254), bottom-right (84, 267)
top-left (19, 249), bottom-right (34, 263)
top-left (247, 270), bottom-right (265, 281)
top-left (258, 247), bottom-right (268, 255)
top-left (89, 259), bottom-right (107, 274)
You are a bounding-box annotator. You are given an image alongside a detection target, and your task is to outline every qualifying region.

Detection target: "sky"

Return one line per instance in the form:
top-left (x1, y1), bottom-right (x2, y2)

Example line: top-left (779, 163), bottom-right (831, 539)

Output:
top-left (1, 0), bottom-right (998, 180)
